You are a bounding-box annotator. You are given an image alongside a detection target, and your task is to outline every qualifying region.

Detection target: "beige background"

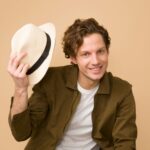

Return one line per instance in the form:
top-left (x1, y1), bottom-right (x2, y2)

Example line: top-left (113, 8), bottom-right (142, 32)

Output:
top-left (0, 0), bottom-right (150, 149)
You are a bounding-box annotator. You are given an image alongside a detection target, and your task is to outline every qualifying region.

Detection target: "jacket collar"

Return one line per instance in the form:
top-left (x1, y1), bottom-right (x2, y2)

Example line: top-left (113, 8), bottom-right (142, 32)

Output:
top-left (66, 65), bottom-right (111, 95)
top-left (97, 72), bottom-right (110, 94)
top-left (65, 65), bottom-right (78, 90)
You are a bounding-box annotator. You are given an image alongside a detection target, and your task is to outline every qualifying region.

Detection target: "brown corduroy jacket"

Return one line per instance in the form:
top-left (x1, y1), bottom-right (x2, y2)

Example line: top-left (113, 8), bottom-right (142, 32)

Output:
top-left (9, 65), bottom-right (137, 150)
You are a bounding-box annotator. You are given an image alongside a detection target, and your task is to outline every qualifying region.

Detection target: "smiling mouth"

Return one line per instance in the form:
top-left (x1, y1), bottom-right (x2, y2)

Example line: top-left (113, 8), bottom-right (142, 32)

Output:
top-left (90, 65), bottom-right (102, 69)
top-left (89, 66), bottom-right (103, 72)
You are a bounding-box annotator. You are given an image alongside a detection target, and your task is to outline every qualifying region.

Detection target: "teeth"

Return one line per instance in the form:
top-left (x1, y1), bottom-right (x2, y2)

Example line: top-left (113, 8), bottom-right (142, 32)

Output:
top-left (91, 66), bottom-right (102, 69)
top-left (91, 68), bottom-right (100, 71)
top-left (93, 68), bottom-right (100, 70)
top-left (89, 66), bottom-right (103, 72)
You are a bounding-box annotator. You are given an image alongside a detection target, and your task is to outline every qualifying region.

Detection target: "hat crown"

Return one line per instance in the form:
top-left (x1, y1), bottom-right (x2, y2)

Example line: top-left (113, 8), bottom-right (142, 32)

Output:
top-left (11, 24), bottom-right (47, 65)
top-left (11, 22), bottom-right (56, 84)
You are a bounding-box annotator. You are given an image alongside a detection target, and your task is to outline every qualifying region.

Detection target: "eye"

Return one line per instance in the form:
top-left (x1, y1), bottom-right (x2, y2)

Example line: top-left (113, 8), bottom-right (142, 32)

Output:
top-left (82, 52), bottom-right (90, 57)
top-left (98, 48), bottom-right (107, 54)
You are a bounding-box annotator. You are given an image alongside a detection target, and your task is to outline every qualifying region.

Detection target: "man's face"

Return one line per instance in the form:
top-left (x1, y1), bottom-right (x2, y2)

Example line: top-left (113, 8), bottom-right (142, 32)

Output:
top-left (70, 33), bottom-right (109, 89)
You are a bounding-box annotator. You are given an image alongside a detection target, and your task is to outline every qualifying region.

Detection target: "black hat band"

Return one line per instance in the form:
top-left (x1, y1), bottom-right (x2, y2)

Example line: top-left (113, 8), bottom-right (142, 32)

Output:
top-left (26, 33), bottom-right (51, 75)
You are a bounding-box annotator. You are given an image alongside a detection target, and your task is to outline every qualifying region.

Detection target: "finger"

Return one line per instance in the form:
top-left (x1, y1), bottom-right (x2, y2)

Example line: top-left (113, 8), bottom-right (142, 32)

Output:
top-left (7, 53), bottom-right (17, 72)
top-left (19, 64), bottom-right (30, 77)
top-left (15, 63), bottom-right (25, 74)
top-left (12, 51), bottom-right (28, 70)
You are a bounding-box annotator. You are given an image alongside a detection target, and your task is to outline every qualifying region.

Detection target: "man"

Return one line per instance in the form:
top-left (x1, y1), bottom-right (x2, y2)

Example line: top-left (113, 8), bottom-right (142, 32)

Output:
top-left (8, 18), bottom-right (137, 150)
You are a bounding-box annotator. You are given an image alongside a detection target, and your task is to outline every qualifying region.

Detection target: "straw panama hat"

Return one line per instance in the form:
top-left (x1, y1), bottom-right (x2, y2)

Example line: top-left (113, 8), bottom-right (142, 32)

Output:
top-left (11, 22), bottom-right (56, 85)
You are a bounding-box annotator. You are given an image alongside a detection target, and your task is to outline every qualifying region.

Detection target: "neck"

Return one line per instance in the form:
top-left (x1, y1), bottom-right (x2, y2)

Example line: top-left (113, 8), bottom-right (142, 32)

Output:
top-left (78, 76), bottom-right (99, 90)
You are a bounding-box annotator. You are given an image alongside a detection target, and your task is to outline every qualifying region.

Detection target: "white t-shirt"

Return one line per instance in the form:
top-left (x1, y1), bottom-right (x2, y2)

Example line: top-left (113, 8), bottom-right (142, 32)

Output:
top-left (56, 83), bottom-right (99, 150)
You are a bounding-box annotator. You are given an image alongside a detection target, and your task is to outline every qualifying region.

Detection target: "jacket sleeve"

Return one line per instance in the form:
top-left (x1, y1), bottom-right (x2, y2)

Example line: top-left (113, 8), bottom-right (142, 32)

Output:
top-left (112, 88), bottom-right (137, 150)
top-left (8, 82), bottom-right (49, 141)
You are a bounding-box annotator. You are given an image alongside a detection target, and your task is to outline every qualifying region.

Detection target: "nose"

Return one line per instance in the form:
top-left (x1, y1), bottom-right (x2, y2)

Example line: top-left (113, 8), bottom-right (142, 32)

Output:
top-left (91, 54), bottom-right (99, 65)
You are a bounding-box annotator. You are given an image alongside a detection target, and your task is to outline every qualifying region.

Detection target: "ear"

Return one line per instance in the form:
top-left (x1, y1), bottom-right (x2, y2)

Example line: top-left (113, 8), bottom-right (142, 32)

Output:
top-left (70, 56), bottom-right (77, 64)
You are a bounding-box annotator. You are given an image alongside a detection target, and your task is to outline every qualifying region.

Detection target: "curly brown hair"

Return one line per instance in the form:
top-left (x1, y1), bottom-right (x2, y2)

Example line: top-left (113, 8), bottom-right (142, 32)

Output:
top-left (62, 18), bottom-right (111, 58)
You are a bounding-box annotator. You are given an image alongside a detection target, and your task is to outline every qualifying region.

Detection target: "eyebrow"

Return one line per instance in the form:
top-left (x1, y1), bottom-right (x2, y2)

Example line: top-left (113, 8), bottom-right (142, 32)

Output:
top-left (78, 45), bottom-right (107, 55)
top-left (97, 47), bottom-right (106, 50)
top-left (81, 46), bottom-right (106, 52)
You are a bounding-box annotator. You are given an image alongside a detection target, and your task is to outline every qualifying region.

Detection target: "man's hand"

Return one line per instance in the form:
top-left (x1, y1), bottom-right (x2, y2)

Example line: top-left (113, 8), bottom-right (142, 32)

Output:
top-left (7, 51), bottom-right (30, 119)
top-left (7, 51), bottom-right (30, 90)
